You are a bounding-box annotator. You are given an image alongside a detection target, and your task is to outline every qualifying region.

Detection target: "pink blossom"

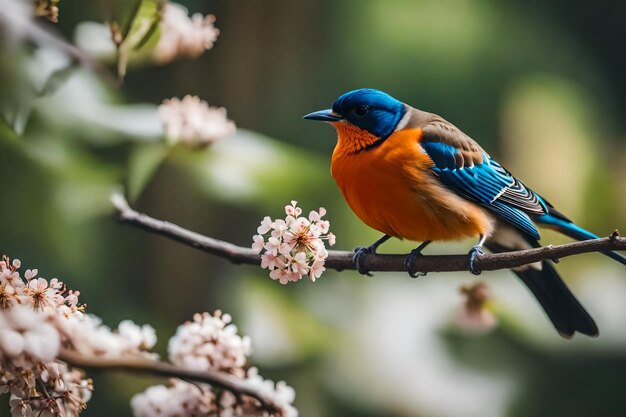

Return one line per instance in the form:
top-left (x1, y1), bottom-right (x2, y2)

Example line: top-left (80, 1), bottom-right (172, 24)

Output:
top-left (251, 235), bottom-right (265, 253)
top-left (271, 219), bottom-right (290, 238)
top-left (153, 2), bottom-right (220, 64)
top-left (27, 278), bottom-right (64, 310)
top-left (289, 252), bottom-right (309, 276)
top-left (118, 321), bottom-right (157, 350)
top-left (0, 284), bottom-right (21, 309)
top-left (257, 216), bottom-right (273, 234)
top-left (48, 278), bottom-right (62, 290)
top-left (264, 237), bottom-right (283, 256)
top-left (308, 207), bottom-right (326, 222)
top-left (284, 201), bottom-right (302, 217)
top-left (289, 216), bottom-right (310, 234)
top-left (0, 307), bottom-right (60, 361)
top-left (309, 259), bottom-right (326, 282)
top-left (168, 311), bottom-right (250, 375)
top-left (261, 253), bottom-right (282, 270)
top-left (131, 381), bottom-right (213, 417)
top-left (24, 269), bottom-right (37, 280)
top-left (1, 269), bottom-right (22, 289)
top-left (64, 290), bottom-right (80, 307)
top-left (9, 396), bottom-right (32, 417)
top-left (269, 268), bottom-right (296, 285)
top-left (158, 95), bottom-right (235, 147)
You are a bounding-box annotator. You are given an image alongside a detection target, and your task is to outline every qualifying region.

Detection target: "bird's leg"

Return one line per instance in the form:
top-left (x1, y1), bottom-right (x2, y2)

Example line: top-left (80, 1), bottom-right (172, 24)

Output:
top-left (405, 241), bottom-right (432, 278)
top-left (353, 235), bottom-right (392, 276)
top-left (468, 234), bottom-right (487, 275)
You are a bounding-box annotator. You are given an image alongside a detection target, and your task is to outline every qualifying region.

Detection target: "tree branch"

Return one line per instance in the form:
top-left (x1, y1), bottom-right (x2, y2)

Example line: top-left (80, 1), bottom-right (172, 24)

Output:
top-left (59, 350), bottom-right (284, 415)
top-left (111, 193), bottom-right (626, 275)
top-left (0, 6), bottom-right (116, 85)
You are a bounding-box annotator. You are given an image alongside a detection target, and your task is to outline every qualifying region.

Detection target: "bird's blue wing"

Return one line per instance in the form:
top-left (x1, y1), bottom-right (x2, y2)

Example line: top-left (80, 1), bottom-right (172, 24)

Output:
top-left (419, 118), bottom-right (546, 239)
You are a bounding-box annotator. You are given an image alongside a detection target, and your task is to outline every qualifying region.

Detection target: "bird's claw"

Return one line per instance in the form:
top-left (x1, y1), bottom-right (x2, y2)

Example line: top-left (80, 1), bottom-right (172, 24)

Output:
top-left (353, 246), bottom-right (374, 276)
top-left (405, 248), bottom-right (428, 278)
top-left (468, 245), bottom-right (484, 275)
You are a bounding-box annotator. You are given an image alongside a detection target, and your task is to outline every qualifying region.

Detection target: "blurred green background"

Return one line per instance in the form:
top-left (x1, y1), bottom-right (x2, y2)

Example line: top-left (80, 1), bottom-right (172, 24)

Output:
top-left (1, 0), bottom-right (626, 416)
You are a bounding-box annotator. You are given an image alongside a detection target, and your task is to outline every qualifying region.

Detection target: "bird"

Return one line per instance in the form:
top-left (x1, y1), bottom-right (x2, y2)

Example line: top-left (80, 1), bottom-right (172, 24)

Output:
top-left (303, 88), bottom-right (626, 338)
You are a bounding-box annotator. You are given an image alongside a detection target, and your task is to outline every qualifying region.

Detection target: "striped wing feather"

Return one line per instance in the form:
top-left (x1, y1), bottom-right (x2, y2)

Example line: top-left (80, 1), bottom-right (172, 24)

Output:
top-left (415, 113), bottom-right (547, 238)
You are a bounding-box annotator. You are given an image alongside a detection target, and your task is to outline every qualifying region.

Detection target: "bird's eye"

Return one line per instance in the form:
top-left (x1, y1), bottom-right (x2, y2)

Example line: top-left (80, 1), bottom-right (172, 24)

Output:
top-left (353, 105), bottom-right (370, 117)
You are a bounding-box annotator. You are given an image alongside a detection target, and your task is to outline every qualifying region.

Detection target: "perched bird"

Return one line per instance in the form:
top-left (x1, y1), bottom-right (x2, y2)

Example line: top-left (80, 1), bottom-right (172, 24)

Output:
top-left (304, 88), bottom-right (626, 338)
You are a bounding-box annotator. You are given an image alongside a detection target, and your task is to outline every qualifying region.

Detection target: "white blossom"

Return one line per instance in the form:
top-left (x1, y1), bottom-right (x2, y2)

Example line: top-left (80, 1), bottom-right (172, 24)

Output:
top-left (239, 367), bottom-right (298, 417)
top-left (168, 311), bottom-right (251, 376)
top-left (118, 320), bottom-right (157, 350)
top-left (159, 95), bottom-right (235, 147)
top-left (9, 395), bottom-right (32, 417)
top-left (0, 306), bottom-right (59, 362)
top-left (27, 278), bottom-right (64, 310)
top-left (135, 310), bottom-right (298, 417)
top-left (131, 381), bottom-right (213, 417)
top-left (54, 314), bottom-right (157, 359)
top-left (154, 2), bottom-right (220, 64)
top-left (133, 359), bottom-right (298, 417)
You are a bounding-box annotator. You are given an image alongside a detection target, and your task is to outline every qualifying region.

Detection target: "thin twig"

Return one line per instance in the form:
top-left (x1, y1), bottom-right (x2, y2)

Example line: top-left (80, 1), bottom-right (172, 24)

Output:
top-left (58, 350), bottom-right (284, 415)
top-left (36, 377), bottom-right (63, 416)
top-left (0, 7), bottom-right (116, 85)
top-left (111, 192), bottom-right (626, 275)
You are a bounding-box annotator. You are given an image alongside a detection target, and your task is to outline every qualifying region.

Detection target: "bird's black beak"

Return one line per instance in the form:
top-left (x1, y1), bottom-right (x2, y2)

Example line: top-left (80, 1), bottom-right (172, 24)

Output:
top-left (302, 109), bottom-right (343, 122)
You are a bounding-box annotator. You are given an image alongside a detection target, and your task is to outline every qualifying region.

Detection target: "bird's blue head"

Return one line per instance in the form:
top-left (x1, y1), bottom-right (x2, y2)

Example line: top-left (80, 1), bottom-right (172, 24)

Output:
top-left (304, 89), bottom-right (406, 139)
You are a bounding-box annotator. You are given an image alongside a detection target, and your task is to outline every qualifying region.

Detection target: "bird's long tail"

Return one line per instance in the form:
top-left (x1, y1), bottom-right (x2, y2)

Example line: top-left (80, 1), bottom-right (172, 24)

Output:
top-left (486, 241), bottom-right (598, 338)
top-left (536, 213), bottom-right (626, 266)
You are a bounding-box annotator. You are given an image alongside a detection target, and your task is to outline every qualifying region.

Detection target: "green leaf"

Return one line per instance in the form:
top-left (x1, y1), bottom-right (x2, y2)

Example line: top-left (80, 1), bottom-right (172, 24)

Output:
top-left (120, 0), bottom-right (145, 39)
top-left (115, 0), bottom-right (161, 78)
top-left (132, 10), bottom-right (161, 51)
top-left (127, 143), bottom-right (171, 201)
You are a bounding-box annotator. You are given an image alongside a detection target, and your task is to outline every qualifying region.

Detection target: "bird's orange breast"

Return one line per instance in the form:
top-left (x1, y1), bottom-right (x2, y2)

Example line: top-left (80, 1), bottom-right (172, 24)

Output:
top-left (330, 124), bottom-right (493, 242)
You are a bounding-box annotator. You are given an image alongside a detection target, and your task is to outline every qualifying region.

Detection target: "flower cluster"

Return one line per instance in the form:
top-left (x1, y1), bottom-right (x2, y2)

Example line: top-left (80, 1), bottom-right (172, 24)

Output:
top-left (131, 380), bottom-right (214, 417)
top-left (158, 95), bottom-right (236, 148)
top-left (154, 2), bottom-right (220, 64)
top-left (0, 257), bottom-right (91, 417)
top-left (456, 282), bottom-right (497, 333)
top-left (252, 201), bottom-right (336, 284)
top-left (0, 256), bottom-right (298, 417)
top-left (168, 311), bottom-right (251, 376)
top-left (132, 372), bottom-right (296, 417)
top-left (55, 315), bottom-right (157, 359)
top-left (0, 256), bottom-right (154, 417)
top-left (133, 311), bottom-right (297, 417)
